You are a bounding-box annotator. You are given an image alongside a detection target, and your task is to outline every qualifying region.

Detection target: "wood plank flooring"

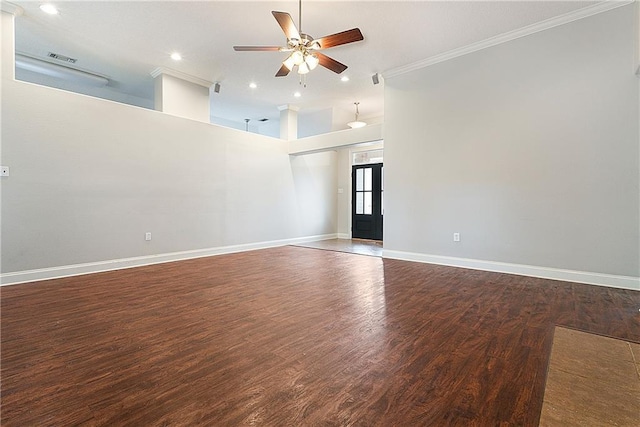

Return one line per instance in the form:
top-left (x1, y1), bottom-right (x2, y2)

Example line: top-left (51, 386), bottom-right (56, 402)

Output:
top-left (1, 246), bottom-right (639, 426)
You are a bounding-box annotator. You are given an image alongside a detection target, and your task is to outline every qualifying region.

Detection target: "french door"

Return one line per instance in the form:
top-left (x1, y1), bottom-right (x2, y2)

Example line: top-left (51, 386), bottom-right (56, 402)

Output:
top-left (352, 163), bottom-right (383, 240)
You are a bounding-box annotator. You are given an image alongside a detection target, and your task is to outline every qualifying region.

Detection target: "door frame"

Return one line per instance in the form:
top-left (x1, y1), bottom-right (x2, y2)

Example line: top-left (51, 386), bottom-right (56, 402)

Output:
top-left (346, 144), bottom-right (384, 240)
top-left (352, 163), bottom-right (383, 240)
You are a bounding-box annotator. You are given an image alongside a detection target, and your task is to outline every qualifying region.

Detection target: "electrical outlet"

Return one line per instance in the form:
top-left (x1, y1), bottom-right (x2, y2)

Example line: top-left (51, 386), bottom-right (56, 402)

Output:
top-left (145, 232), bottom-right (152, 241)
top-left (1, 166), bottom-right (9, 177)
top-left (453, 233), bottom-right (460, 242)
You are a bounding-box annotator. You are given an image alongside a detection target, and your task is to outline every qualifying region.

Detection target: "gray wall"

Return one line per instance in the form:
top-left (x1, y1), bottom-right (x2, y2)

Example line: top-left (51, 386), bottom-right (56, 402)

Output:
top-left (1, 80), bottom-right (337, 273)
top-left (384, 5), bottom-right (639, 277)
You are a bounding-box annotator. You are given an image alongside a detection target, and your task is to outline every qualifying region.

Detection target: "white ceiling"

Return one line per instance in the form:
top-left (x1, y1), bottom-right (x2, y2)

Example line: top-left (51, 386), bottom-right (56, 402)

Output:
top-left (11, 0), bottom-right (598, 132)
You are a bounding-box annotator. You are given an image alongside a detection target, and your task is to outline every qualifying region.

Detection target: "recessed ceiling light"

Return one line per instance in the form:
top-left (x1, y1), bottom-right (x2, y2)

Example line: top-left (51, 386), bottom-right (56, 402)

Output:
top-left (249, 82), bottom-right (257, 89)
top-left (40, 4), bottom-right (59, 15)
top-left (341, 76), bottom-right (350, 82)
top-left (170, 52), bottom-right (182, 61)
top-left (294, 91), bottom-right (301, 98)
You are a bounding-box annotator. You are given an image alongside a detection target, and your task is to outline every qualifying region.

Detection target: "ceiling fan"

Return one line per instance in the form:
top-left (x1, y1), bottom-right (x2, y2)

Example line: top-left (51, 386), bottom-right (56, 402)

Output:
top-left (233, 0), bottom-right (364, 77)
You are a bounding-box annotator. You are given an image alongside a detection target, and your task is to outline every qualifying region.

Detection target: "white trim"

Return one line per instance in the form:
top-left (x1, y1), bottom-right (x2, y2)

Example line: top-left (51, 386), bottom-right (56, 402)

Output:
top-left (1, 2), bottom-right (23, 16)
top-left (289, 124), bottom-right (383, 156)
top-left (0, 234), bottom-right (337, 286)
top-left (337, 233), bottom-right (351, 240)
top-left (150, 67), bottom-right (213, 89)
top-left (345, 142), bottom-right (385, 241)
top-left (384, 1), bottom-right (634, 79)
top-left (636, 0), bottom-right (640, 75)
top-left (277, 104), bottom-right (300, 112)
top-left (382, 250), bottom-right (640, 291)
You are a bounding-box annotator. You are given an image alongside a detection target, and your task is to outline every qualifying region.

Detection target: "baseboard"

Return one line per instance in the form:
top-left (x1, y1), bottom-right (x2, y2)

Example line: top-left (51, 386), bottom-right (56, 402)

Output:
top-left (337, 233), bottom-right (351, 240)
top-left (0, 233), bottom-right (338, 286)
top-left (382, 250), bottom-right (640, 291)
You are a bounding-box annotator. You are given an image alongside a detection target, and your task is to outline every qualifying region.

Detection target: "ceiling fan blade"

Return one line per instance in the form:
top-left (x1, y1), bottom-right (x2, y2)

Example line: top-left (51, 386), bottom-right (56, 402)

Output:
top-left (272, 11), bottom-right (301, 41)
top-left (316, 52), bottom-right (348, 74)
top-left (233, 46), bottom-right (283, 52)
top-left (275, 63), bottom-right (291, 77)
top-left (315, 28), bottom-right (363, 49)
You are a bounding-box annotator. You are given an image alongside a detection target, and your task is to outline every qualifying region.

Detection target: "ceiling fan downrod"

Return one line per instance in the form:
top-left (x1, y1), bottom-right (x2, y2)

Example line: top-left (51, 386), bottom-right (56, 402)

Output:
top-left (298, 0), bottom-right (302, 35)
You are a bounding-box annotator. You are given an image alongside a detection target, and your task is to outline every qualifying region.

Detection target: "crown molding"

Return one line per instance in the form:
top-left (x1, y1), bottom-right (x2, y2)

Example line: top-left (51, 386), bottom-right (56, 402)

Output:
top-left (384, 0), bottom-right (634, 79)
top-left (1, 1), bottom-right (23, 16)
top-left (150, 67), bottom-right (213, 88)
top-left (278, 104), bottom-right (300, 112)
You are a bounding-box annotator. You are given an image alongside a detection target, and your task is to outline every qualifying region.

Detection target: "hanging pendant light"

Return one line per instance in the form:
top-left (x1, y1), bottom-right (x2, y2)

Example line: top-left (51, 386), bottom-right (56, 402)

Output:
top-left (347, 102), bottom-right (367, 129)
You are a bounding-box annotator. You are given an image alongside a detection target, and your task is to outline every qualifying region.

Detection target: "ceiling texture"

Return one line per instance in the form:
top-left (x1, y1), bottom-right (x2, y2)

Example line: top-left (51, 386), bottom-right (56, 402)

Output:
top-left (11, 0), bottom-right (598, 135)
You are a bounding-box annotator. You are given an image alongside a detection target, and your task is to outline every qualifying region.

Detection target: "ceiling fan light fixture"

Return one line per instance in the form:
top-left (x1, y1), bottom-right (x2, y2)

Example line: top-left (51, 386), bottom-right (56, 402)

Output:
top-left (283, 54), bottom-right (297, 70)
top-left (291, 50), bottom-right (304, 66)
top-left (298, 62), bottom-right (310, 74)
top-left (305, 53), bottom-right (319, 70)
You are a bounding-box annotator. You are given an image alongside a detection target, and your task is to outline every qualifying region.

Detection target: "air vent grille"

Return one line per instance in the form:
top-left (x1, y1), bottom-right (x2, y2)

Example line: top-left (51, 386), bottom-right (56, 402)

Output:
top-left (48, 52), bottom-right (77, 63)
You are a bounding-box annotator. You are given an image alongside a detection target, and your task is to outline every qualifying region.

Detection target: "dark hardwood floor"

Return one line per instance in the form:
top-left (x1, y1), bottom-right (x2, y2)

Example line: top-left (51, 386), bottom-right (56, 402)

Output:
top-left (1, 246), bottom-right (638, 426)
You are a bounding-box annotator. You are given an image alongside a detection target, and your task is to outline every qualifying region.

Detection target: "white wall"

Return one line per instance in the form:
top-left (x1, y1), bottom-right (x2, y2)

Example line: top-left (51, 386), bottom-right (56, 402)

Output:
top-left (1, 80), bottom-right (337, 275)
top-left (384, 5), bottom-right (639, 283)
top-left (337, 148), bottom-right (351, 237)
top-left (1, 10), bottom-right (16, 80)
top-left (291, 151), bottom-right (338, 235)
top-left (154, 73), bottom-right (210, 123)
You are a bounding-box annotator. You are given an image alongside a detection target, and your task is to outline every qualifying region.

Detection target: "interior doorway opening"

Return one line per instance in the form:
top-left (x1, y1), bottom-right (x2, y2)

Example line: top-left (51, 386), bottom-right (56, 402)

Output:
top-left (351, 148), bottom-right (384, 241)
